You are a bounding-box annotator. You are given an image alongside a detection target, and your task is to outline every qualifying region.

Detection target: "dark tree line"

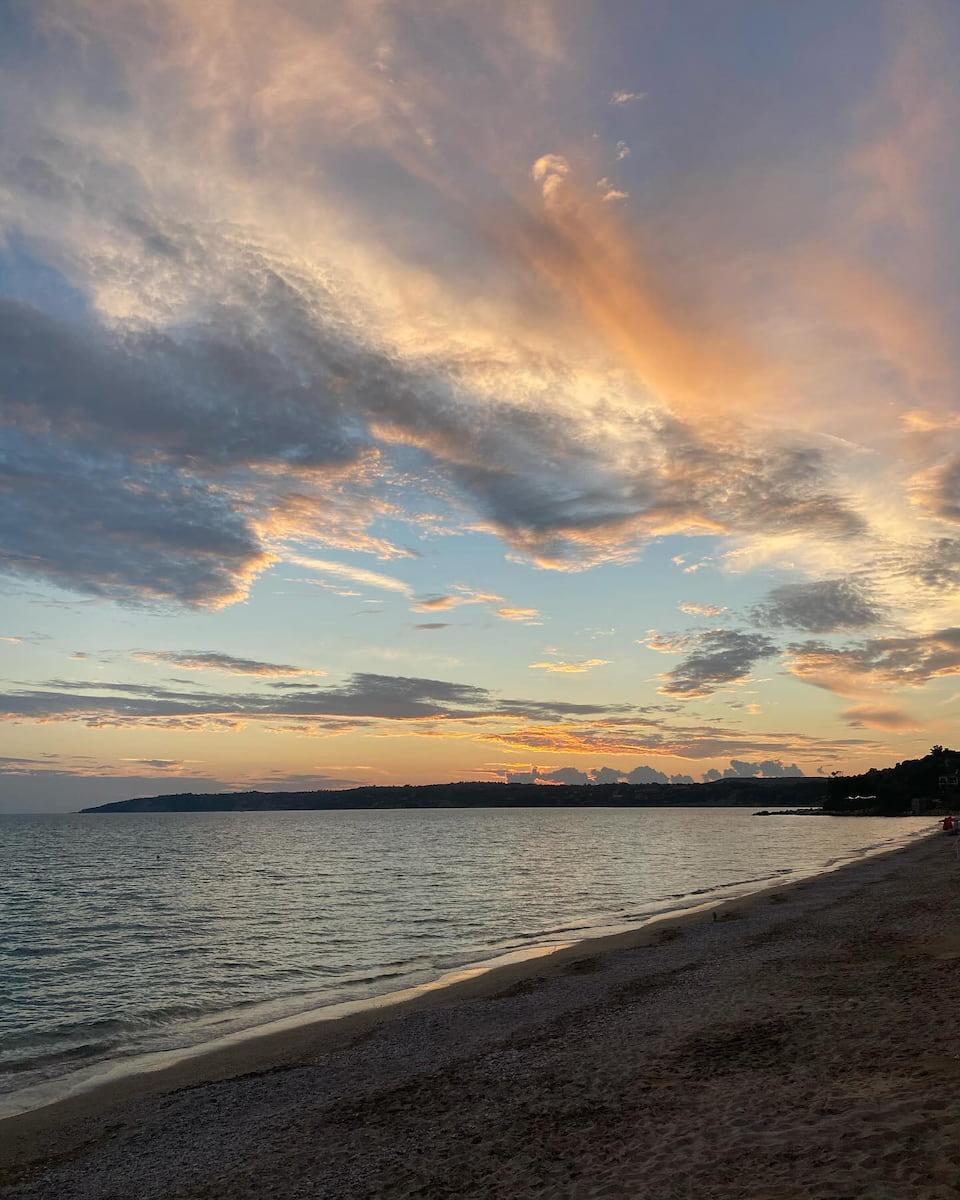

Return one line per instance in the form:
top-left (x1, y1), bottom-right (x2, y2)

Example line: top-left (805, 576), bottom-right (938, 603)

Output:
top-left (825, 746), bottom-right (959, 815)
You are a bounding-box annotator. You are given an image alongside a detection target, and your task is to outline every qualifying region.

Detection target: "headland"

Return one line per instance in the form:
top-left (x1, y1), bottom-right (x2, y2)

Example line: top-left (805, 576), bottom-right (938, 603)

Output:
top-left (80, 776), bottom-right (825, 812)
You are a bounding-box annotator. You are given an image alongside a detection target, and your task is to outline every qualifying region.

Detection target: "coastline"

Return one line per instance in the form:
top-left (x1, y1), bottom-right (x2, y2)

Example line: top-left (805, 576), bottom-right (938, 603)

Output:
top-left (0, 823), bottom-right (925, 1126)
top-left (0, 887), bottom-right (757, 1133)
top-left (4, 829), bottom-right (957, 1197)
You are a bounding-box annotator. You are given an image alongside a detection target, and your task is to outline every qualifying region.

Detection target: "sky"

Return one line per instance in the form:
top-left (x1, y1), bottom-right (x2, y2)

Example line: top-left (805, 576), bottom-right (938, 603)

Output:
top-left (2, 0), bottom-right (959, 812)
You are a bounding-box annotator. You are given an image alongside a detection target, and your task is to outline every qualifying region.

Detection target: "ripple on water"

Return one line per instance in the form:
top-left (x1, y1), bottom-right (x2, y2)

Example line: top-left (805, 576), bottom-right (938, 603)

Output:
top-left (0, 807), bottom-right (933, 1103)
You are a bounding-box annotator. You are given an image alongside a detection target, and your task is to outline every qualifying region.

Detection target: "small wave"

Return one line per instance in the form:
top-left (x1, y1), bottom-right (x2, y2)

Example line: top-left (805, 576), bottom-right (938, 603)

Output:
top-left (27, 1002), bottom-right (224, 1047)
top-left (1, 1041), bottom-right (104, 1075)
top-left (513, 923), bottom-right (594, 940)
top-left (5, 945), bottom-right (63, 959)
top-left (2, 808), bottom-right (932, 1112)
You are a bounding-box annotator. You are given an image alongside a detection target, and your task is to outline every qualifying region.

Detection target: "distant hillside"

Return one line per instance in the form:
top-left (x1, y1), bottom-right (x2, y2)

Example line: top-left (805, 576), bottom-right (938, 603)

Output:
top-left (825, 746), bottom-right (959, 815)
top-left (81, 776), bottom-right (827, 813)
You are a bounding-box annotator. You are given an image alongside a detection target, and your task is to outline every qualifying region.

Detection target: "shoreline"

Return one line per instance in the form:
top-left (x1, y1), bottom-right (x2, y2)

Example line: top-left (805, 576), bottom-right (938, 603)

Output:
top-left (2, 829), bottom-right (948, 1196)
top-left (0, 887), bottom-right (750, 1134)
top-left (0, 826), bottom-right (927, 1128)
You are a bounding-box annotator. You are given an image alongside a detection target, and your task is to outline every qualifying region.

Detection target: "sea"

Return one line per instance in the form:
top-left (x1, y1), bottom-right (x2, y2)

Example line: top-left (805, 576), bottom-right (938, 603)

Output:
top-left (0, 806), bottom-right (935, 1117)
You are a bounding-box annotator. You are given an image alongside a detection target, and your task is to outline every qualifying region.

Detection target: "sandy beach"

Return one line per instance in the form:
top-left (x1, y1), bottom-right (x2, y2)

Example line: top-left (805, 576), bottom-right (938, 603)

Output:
top-left (3, 831), bottom-right (959, 1199)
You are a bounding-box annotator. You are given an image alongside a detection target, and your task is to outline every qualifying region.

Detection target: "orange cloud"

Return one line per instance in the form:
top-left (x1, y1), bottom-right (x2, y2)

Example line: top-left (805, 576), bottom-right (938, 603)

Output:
top-left (495, 606), bottom-right (542, 623)
top-left (528, 658), bottom-right (610, 673)
top-left (514, 161), bottom-right (770, 417)
top-left (678, 602), bottom-right (727, 617)
top-left (792, 253), bottom-right (952, 398)
top-left (412, 587), bottom-right (504, 612)
top-left (785, 629), bottom-right (960, 697)
top-left (840, 705), bottom-right (921, 731)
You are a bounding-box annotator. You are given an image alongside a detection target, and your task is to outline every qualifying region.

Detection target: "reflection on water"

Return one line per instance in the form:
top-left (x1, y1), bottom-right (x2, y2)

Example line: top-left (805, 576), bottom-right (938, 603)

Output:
top-left (0, 807), bottom-right (932, 1100)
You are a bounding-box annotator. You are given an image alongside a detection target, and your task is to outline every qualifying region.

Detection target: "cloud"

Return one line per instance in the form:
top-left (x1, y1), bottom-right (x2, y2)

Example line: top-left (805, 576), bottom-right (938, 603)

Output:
top-left (289, 556), bottom-right (413, 595)
top-left (0, 661), bottom-right (864, 773)
top-left (498, 761), bottom-right (796, 785)
top-left (539, 766), bottom-right (591, 785)
top-left (0, 0), bottom-right (951, 637)
top-left (132, 650), bottom-right (326, 677)
top-left (912, 456), bottom-right (960, 524)
top-left (495, 697), bottom-right (635, 720)
top-left (751, 579), bottom-right (882, 633)
top-left (501, 764), bottom-right (676, 786)
top-left (615, 141), bottom-right (630, 161)
top-left (528, 658), bottom-right (611, 673)
top-left (120, 757), bottom-right (197, 770)
top-left (495, 607), bottom-right (542, 624)
top-left (531, 153), bottom-right (572, 202)
top-left (483, 719), bottom-right (873, 763)
top-left (702, 760), bottom-right (804, 780)
top-left (625, 765), bottom-right (669, 784)
top-left (0, 34), bottom-right (870, 605)
top-left (0, 425), bottom-right (273, 607)
top-left (723, 759), bottom-right (804, 778)
top-left (596, 177), bottom-right (628, 202)
top-left (0, 673), bottom-right (490, 726)
top-left (886, 538), bottom-right (960, 593)
top-left (411, 587), bottom-right (503, 612)
top-left (0, 671), bottom-right (637, 731)
top-left (241, 772), bottom-right (363, 791)
top-left (678, 602), bottom-right (727, 617)
top-left (840, 705), bottom-right (920, 731)
top-left (650, 629), bottom-right (779, 698)
top-left (590, 766), bottom-right (624, 785)
top-left (785, 628), bottom-right (960, 695)
top-left (414, 622), bottom-right (450, 630)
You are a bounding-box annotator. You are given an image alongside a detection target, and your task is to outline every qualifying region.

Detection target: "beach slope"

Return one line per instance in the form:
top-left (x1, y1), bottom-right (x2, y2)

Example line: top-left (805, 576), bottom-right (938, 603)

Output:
top-left (3, 834), bottom-right (959, 1199)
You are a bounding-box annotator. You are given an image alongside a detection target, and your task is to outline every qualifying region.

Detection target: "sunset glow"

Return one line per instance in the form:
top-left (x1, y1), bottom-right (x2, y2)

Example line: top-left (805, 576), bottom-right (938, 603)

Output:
top-left (2, 1), bottom-right (959, 809)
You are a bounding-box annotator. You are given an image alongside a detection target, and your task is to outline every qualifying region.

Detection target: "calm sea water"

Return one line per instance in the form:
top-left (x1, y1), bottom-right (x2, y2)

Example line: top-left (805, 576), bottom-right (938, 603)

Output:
top-left (0, 807), bottom-right (934, 1113)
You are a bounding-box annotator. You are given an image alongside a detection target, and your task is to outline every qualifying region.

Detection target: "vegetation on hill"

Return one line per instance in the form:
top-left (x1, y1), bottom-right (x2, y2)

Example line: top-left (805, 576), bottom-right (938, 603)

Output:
top-left (825, 747), bottom-right (959, 815)
top-left (81, 775), bottom-right (827, 813)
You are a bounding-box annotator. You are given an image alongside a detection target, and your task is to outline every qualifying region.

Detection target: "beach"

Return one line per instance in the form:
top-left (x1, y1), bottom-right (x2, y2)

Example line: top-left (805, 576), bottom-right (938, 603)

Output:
top-left (3, 830), bottom-right (959, 1199)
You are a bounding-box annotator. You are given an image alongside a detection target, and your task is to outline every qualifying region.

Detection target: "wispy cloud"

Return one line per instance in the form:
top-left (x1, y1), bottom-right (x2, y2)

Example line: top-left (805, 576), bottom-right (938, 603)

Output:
top-left (495, 606), bottom-right (542, 624)
top-left (288, 556), bottom-right (413, 596)
top-left (528, 658), bottom-right (611, 673)
top-left (596, 177), bottom-right (629, 202)
top-left (132, 651), bottom-right (326, 677)
top-left (412, 587), bottom-right (503, 612)
top-left (678, 602), bottom-right (727, 617)
top-left (840, 705), bottom-right (921, 731)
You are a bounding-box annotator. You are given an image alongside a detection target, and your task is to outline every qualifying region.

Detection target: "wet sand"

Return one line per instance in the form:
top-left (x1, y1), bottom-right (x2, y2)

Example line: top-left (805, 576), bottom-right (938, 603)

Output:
top-left (3, 831), bottom-right (960, 1199)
